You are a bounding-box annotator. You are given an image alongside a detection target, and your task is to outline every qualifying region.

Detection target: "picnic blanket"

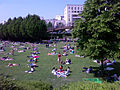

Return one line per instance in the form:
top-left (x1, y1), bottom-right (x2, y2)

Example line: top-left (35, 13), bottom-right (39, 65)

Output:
top-left (83, 78), bottom-right (102, 83)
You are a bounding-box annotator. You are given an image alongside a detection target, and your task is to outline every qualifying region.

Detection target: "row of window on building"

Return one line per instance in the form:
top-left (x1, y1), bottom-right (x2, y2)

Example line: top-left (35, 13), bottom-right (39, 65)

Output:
top-left (68, 11), bottom-right (82, 13)
top-left (68, 6), bottom-right (83, 10)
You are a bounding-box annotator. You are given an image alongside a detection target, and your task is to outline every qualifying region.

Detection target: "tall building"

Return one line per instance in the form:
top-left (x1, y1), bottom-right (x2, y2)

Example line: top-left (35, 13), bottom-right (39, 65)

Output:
top-left (64, 4), bottom-right (83, 26)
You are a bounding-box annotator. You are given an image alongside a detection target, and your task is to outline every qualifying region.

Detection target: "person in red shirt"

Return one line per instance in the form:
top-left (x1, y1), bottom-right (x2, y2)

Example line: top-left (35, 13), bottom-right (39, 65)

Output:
top-left (57, 52), bottom-right (61, 64)
top-left (58, 65), bottom-right (63, 72)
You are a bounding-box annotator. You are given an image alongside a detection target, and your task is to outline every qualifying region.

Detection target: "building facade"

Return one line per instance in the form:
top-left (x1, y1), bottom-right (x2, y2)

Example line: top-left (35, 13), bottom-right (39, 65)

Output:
top-left (64, 4), bottom-right (83, 26)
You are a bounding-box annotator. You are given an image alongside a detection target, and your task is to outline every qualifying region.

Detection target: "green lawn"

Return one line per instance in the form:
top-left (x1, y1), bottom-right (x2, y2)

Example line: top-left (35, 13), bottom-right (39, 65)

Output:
top-left (0, 42), bottom-right (117, 88)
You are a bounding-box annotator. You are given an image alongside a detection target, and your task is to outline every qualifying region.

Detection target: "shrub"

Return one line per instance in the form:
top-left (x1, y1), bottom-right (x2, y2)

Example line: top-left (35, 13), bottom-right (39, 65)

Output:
top-left (0, 76), bottom-right (23, 90)
top-left (55, 81), bottom-right (120, 90)
top-left (17, 80), bottom-right (53, 90)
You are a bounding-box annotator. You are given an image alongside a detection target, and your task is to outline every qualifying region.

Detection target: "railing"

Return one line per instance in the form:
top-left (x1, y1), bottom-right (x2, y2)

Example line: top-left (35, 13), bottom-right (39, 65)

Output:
top-left (47, 26), bottom-right (73, 32)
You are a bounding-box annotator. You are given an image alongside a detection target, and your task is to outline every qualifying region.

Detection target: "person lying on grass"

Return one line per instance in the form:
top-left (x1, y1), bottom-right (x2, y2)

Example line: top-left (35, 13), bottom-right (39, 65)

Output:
top-left (62, 52), bottom-right (67, 56)
top-left (18, 50), bottom-right (25, 53)
top-left (8, 63), bottom-right (20, 67)
top-left (48, 51), bottom-right (57, 55)
top-left (82, 66), bottom-right (92, 73)
top-left (93, 58), bottom-right (116, 66)
top-left (27, 57), bottom-right (38, 63)
top-left (0, 56), bottom-right (14, 61)
top-left (25, 66), bottom-right (35, 73)
top-left (31, 51), bottom-right (40, 55)
top-left (27, 63), bottom-right (37, 67)
top-left (0, 47), bottom-right (5, 51)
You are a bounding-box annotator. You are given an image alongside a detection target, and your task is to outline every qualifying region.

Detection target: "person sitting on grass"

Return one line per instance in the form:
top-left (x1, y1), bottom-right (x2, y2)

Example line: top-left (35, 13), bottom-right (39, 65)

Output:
top-left (52, 67), bottom-right (58, 75)
top-left (0, 47), bottom-right (5, 51)
top-left (52, 48), bottom-right (57, 51)
top-left (66, 58), bottom-right (71, 64)
top-left (82, 66), bottom-right (92, 73)
top-left (64, 67), bottom-right (70, 75)
top-left (62, 52), bottom-right (67, 56)
top-left (57, 65), bottom-right (63, 72)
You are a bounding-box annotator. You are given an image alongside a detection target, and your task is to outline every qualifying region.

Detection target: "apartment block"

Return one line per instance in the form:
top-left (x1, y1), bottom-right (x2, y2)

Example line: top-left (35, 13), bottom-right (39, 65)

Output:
top-left (64, 4), bottom-right (83, 26)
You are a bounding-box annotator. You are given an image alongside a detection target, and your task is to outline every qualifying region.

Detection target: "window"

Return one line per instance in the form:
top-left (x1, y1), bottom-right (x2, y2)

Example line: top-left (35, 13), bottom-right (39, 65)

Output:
top-left (77, 11), bottom-right (79, 13)
top-left (68, 7), bottom-right (70, 9)
top-left (75, 7), bottom-right (76, 10)
top-left (74, 11), bottom-right (76, 13)
top-left (78, 7), bottom-right (79, 10)
top-left (68, 14), bottom-right (70, 17)
top-left (69, 18), bottom-right (70, 21)
top-left (71, 7), bottom-right (73, 10)
top-left (81, 7), bottom-right (83, 10)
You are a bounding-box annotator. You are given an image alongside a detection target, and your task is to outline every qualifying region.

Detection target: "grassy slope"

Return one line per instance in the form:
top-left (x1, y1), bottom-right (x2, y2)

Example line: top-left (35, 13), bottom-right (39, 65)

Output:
top-left (0, 42), bottom-right (107, 88)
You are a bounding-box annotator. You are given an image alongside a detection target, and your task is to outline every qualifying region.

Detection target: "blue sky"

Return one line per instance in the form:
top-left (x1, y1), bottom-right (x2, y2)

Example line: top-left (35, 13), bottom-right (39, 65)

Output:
top-left (0, 0), bottom-right (86, 23)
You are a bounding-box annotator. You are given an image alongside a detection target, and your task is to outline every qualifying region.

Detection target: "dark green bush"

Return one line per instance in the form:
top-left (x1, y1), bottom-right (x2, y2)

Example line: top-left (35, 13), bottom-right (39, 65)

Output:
top-left (0, 76), bottom-right (23, 90)
top-left (55, 81), bottom-right (120, 90)
top-left (17, 80), bottom-right (53, 90)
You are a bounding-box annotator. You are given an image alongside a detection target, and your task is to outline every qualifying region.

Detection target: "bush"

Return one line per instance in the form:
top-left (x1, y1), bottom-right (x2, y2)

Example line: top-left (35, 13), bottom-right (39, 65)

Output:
top-left (17, 80), bottom-right (53, 90)
top-left (55, 81), bottom-right (120, 90)
top-left (0, 76), bottom-right (23, 90)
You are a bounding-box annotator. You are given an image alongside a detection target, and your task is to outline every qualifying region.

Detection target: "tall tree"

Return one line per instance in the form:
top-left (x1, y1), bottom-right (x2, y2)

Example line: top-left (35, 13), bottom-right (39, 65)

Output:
top-left (47, 22), bottom-right (53, 29)
top-left (0, 14), bottom-right (48, 42)
top-left (73, 0), bottom-right (120, 72)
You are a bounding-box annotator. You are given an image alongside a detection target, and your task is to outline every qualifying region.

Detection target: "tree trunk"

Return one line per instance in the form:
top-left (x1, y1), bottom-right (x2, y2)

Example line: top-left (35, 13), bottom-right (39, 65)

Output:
top-left (101, 59), bottom-right (104, 77)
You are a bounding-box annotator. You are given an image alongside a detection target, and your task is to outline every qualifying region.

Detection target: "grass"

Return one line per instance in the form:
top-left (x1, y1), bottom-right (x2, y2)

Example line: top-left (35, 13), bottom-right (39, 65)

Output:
top-left (0, 41), bottom-right (119, 88)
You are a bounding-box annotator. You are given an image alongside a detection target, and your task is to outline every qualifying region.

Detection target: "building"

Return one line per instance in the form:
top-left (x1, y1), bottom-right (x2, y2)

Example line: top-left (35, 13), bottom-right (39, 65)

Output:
top-left (45, 18), bottom-right (65, 28)
top-left (55, 15), bottom-right (64, 20)
top-left (64, 4), bottom-right (83, 26)
top-left (45, 4), bottom-right (84, 28)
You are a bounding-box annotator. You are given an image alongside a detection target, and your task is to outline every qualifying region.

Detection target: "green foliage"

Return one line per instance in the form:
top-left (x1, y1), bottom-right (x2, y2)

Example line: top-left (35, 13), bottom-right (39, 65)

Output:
top-left (0, 75), bottom-right (52, 90)
top-left (47, 22), bottom-right (53, 29)
top-left (0, 14), bottom-right (48, 42)
top-left (56, 81), bottom-right (120, 90)
top-left (73, 0), bottom-right (120, 60)
top-left (17, 80), bottom-right (53, 90)
top-left (0, 75), bottom-right (23, 90)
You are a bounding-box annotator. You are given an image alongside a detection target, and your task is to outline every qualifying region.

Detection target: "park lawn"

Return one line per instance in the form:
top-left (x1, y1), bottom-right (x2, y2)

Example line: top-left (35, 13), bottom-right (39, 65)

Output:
top-left (0, 42), bottom-right (117, 88)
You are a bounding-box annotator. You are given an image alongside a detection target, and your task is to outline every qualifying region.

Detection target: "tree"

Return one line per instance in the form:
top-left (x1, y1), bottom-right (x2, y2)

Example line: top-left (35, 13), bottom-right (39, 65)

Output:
top-left (56, 22), bottom-right (64, 28)
top-left (0, 14), bottom-right (48, 42)
top-left (47, 22), bottom-right (53, 29)
top-left (73, 0), bottom-right (120, 73)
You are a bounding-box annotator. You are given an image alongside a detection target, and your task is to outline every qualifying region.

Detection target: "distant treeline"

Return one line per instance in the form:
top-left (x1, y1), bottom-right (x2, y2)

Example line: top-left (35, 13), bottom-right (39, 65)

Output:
top-left (0, 14), bottom-right (48, 42)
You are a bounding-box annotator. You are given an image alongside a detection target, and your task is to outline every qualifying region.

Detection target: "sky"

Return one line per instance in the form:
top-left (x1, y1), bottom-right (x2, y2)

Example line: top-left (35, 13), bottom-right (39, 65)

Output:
top-left (0, 0), bottom-right (86, 23)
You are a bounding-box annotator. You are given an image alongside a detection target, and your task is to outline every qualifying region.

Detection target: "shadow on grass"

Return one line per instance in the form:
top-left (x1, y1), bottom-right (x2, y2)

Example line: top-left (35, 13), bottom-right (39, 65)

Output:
top-left (91, 62), bottom-right (120, 82)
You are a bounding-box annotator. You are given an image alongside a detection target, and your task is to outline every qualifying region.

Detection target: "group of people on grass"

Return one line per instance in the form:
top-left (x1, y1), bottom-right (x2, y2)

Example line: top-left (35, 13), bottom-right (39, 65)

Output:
top-left (49, 43), bottom-right (74, 78)
top-left (93, 58), bottom-right (116, 66)
top-left (2, 40), bottom-right (120, 82)
top-left (25, 45), bottom-right (40, 73)
top-left (52, 65), bottom-right (70, 78)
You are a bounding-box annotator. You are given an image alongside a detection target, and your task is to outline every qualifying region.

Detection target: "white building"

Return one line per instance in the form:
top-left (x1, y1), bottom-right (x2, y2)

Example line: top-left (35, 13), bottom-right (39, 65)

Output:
top-left (55, 15), bottom-right (64, 20)
top-left (45, 18), bottom-right (65, 28)
top-left (64, 4), bottom-right (83, 26)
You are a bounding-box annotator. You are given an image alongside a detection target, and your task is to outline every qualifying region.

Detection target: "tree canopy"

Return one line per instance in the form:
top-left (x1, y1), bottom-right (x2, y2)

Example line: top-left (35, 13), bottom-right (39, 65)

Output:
top-left (0, 14), bottom-right (48, 42)
top-left (73, 0), bottom-right (120, 60)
